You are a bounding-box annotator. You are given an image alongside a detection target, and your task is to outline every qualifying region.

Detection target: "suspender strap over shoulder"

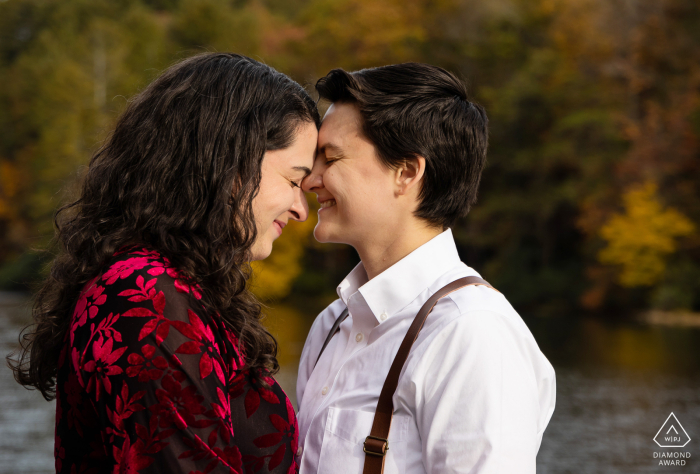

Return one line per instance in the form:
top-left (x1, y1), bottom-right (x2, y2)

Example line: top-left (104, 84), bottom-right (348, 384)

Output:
top-left (362, 276), bottom-right (496, 474)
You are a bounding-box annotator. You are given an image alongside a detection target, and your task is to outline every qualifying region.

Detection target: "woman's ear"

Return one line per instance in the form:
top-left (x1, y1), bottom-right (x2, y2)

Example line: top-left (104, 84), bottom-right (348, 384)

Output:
top-left (395, 156), bottom-right (426, 196)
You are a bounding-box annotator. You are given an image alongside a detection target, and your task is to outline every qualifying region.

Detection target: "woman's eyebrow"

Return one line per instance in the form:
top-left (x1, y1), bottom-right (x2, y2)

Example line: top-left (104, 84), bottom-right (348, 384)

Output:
top-left (318, 143), bottom-right (343, 156)
top-left (292, 166), bottom-right (312, 176)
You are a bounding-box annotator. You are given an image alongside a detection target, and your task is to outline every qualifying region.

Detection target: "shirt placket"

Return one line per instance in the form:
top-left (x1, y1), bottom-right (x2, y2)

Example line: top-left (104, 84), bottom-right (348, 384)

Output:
top-left (314, 294), bottom-right (373, 398)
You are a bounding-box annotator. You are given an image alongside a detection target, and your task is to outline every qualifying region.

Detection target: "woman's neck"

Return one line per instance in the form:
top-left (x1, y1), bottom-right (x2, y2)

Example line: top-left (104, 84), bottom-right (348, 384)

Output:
top-left (356, 221), bottom-right (444, 281)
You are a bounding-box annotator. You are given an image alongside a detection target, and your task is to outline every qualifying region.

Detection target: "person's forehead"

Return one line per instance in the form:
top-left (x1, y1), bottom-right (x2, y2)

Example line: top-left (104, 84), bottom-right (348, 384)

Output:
top-left (319, 102), bottom-right (363, 148)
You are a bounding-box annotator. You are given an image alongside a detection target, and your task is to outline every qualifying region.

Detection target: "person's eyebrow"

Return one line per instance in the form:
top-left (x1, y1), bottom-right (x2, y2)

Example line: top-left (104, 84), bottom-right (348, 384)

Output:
top-left (318, 143), bottom-right (344, 157)
top-left (292, 166), bottom-right (312, 176)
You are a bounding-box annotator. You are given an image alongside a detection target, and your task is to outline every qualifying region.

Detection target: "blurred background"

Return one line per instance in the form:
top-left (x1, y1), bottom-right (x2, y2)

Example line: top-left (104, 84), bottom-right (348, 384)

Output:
top-left (0, 0), bottom-right (699, 472)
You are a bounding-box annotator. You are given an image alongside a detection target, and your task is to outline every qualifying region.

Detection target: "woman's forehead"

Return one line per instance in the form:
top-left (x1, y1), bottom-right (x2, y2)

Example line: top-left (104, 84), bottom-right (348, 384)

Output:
top-left (318, 103), bottom-right (373, 156)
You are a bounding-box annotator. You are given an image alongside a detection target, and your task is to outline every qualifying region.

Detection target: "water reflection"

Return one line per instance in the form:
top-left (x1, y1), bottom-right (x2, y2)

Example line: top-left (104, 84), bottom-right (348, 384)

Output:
top-left (527, 316), bottom-right (700, 374)
top-left (0, 293), bottom-right (55, 474)
top-left (1, 293), bottom-right (699, 473)
top-left (527, 317), bottom-right (700, 474)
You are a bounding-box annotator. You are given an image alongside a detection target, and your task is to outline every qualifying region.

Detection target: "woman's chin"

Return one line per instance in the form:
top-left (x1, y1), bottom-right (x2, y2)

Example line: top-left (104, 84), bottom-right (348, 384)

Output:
top-left (312, 226), bottom-right (328, 244)
top-left (313, 222), bottom-right (345, 244)
top-left (249, 240), bottom-right (273, 261)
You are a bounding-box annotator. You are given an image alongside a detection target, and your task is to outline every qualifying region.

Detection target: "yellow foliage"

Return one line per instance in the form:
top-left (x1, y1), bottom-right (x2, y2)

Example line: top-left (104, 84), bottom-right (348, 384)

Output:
top-left (250, 200), bottom-right (318, 300)
top-left (598, 182), bottom-right (695, 287)
top-left (261, 304), bottom-right (314, 368)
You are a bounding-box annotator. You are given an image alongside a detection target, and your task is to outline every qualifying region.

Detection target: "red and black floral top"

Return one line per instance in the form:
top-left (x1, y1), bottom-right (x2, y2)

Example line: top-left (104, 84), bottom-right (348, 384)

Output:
top-left (55, 246), bottom-right (298, 474)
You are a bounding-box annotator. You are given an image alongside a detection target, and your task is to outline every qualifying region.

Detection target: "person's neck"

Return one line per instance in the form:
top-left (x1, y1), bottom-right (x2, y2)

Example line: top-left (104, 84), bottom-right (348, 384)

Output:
top-left (356, 221), bottom-right (444, 281)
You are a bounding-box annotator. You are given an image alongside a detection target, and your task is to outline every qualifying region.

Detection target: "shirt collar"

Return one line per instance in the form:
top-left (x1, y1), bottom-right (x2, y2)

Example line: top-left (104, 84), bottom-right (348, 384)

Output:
top-left (337, 262), bottom-right (369, 305)
top-left (336, 229), bottom-right (462, 323)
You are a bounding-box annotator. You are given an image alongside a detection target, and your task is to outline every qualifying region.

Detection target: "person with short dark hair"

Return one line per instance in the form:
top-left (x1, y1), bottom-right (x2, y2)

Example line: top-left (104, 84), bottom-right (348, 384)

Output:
top-left (10, 52), bottom-right (319, 473)
top-left (296, 63), bottom-right (556, 473)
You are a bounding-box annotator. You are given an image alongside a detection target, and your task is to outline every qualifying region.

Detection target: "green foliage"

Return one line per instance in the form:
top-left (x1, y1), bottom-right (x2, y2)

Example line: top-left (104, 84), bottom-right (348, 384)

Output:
top-left (171, 0), bottom-right (261, 54)
top-left (650, 259), bottom-right (700, 311)
top-left (0, 250), bottom-right (47, 291)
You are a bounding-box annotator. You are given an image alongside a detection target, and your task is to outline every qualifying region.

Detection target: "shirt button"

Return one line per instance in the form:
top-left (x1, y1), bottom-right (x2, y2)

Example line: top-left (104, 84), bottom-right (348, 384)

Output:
top-left (355, 333), bottom-right (364, 342)
top-left (380, 312), bottom-right (388, 321)
top-left (296, 446), bottom-right (303, 456)
top-left (321, 386), bottom-right (329, 395)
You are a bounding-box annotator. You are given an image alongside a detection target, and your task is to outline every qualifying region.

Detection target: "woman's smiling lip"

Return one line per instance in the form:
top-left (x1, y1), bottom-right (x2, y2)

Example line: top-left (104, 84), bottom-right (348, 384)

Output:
top-left (273, 220), bottom-right (286, 235)
top-left (318, 197), bottom-right (337, 211)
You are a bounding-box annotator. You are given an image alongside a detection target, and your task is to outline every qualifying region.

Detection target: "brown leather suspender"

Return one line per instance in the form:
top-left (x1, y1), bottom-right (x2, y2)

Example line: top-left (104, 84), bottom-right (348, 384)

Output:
top-left (361, 276), bottom-right (497, 474)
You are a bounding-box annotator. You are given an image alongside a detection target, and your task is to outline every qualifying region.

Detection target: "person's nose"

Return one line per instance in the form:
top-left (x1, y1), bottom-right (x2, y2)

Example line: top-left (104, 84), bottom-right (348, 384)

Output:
top-left (302, 159), bottom-right (324, 194)
top-left (289, 187), bottom-right (309, 222)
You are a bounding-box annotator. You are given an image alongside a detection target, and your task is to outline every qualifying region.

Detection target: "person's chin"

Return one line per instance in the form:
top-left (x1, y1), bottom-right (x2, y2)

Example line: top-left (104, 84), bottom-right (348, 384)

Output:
top-left (312, 224), bottom-right (328, 243)
top-left (249, 238), bottom-right (274, 261)
top-left (313, 221), bottom-right (346, 244)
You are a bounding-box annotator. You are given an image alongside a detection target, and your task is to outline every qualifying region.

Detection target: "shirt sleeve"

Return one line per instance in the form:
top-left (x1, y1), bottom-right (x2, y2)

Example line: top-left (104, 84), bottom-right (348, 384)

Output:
top-left (69, 265), bottom-right (242, 473)
top-left (412, 308), bottom-right (550, 474)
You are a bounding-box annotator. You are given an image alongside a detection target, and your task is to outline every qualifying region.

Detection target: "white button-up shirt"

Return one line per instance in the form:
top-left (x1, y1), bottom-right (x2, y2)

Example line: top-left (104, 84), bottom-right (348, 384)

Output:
top-left (296, 230), bottom-right (556, 474)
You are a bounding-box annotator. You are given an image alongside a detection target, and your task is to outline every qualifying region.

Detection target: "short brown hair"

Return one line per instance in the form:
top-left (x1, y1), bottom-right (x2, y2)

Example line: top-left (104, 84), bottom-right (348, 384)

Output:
top-left (316, 63), bottom-right (488, 228)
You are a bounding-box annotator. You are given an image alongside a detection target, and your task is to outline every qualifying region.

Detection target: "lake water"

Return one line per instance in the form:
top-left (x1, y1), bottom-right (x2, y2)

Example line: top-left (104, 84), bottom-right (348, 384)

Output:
top-left (2, 292), bottom-right (699, 473)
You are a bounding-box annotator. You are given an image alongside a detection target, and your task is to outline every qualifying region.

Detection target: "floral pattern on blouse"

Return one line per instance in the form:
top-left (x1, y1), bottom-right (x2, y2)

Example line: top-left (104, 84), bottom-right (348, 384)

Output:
top-left (54, 246), bottom-right (298, 474)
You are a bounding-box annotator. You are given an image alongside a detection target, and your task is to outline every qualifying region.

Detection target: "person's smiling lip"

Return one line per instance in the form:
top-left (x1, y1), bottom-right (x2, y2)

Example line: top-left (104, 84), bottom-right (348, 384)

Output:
top-left (273, 220), bottom-right (286, 235)
top-left (318, 196), bottom-right (337, 211)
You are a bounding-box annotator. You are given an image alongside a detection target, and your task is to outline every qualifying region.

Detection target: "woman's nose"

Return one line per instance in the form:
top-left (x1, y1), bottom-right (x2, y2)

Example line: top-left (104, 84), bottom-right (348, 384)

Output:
top-left (302, 163), bottom-right (323, 193)
top-left (289, 188), bottom-right (309, 222)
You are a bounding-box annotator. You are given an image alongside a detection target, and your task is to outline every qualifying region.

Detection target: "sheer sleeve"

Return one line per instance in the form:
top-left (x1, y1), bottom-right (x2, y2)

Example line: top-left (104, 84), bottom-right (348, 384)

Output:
top-left (67, 251), bottom-right (243, 473)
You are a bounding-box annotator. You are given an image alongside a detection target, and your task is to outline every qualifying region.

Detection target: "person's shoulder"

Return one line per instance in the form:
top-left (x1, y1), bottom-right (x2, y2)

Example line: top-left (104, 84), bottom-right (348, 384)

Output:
top-left (430, 283), bottom-right (554, 375)
top-left (98, 245), bottom-right (202, 299)
top-left (307, 298), bottom-right (346, 337)
top-left (425, 264), bottom-right (512, 322)
top-left (101, 245), bottom-right (172, 285)
top-left (426, 266), bottom-right (536, 348)
top-left (69, 246), bottom-right (179, 351)
top-left (320, 298), bottom-right (346, 316)
top-left (74, 245), bottom-right (206, 332)
top-left (446, 284), bottom-right (515, 326)
top-left (298, 298), bottom-right (347, 372)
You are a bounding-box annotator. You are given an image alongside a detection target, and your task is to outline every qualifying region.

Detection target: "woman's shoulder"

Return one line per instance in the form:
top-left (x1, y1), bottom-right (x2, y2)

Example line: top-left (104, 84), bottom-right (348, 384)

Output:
top-left (68, 244), bottom-right (243, 380)
top-left (91, 244), bottom-right (203, 301)
top-left (70, 245), bottom-right (208, 346)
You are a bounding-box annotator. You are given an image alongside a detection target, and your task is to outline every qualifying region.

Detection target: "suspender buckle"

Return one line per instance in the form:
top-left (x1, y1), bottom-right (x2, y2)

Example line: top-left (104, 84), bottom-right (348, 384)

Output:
top-left (363, 436), bottom-right (389, 457)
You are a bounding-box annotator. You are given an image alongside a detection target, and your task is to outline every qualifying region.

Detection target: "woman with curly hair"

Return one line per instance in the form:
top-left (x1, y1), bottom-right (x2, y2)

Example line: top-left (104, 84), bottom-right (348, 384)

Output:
top-left (8, 52), bottom-right (319, 473)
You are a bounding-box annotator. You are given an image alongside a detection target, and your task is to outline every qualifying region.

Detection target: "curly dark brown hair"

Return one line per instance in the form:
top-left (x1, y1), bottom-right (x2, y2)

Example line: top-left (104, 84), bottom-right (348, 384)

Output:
top-left (8, 52), bottom-right (320, 400)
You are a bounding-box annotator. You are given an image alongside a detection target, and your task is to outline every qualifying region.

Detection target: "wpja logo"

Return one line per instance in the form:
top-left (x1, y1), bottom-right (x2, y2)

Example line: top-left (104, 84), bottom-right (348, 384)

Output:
top-left (652, 412), bottom-right (692, 467)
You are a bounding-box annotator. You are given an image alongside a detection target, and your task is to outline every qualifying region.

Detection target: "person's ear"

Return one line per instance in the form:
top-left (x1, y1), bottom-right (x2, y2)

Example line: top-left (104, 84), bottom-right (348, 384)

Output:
top-left (395, 156), bottom-right (426, 196)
